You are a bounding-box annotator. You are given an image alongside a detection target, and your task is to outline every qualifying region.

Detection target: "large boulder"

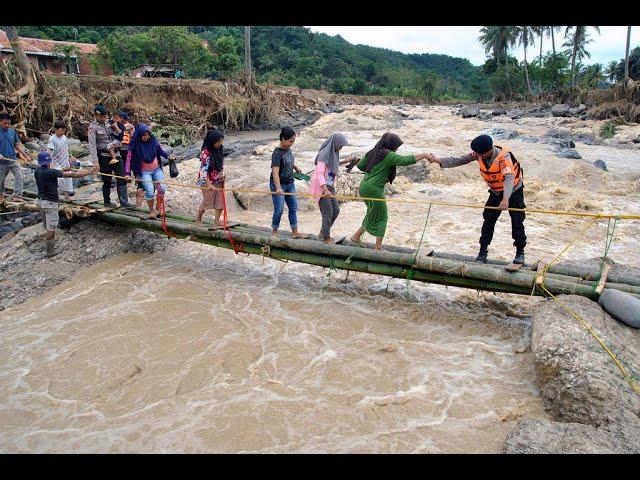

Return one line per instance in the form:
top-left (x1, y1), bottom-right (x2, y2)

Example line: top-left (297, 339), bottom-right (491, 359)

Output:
top-left (551, 104), bottom-right (571, 117)
top-left (492, 108), bottom-right (507, 116)
top-left (490, 128), bottom-right (519, 140)
top-left (530, 295), bottom-right (640, 433)
top-left (505, 418), bottom-right (636, 453)
top-left (399, 161), bottom-right (431, 183)
top-left (506, 109), bottom-right (525, 119)
top-left (505, 295), bottom-right (640, 453)
top-left (592, 160), bottom-right (608, 171)
top-left (460, 105), bottom-right (480, 118)
top-left (24, 141), bottom-right (41, 151)
top-left (555, 148), bottom-right (582, 159)
top-left (66, 138), bottom-right (82, 146)
top-left (576, 104), bottom-right (588, 114)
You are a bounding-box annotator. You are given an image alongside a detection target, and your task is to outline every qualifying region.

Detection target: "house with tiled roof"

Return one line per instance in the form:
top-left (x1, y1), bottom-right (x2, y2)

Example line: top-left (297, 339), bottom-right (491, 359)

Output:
top-left (0, 29), bottom-right (112, 75)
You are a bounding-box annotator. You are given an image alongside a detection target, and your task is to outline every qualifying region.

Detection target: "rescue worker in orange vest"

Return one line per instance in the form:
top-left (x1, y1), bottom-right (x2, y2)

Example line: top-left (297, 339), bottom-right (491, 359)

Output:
top-left (427, 134), bottom-right (526, 264)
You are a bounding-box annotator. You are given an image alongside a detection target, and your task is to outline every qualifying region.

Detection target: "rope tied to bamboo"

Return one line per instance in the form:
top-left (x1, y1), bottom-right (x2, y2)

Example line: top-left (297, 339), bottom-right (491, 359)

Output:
top-left (591, 215), bottom-right (620, 295)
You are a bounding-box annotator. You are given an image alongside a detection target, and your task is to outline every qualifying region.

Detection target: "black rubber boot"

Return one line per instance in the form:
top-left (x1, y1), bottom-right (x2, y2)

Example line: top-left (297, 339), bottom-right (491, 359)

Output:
top-left (514, 249), bottom-right (525, 265)
top-left (476, 246), bottom-right (488, 263)
top-left (117, 184), bottom-right (131, 208)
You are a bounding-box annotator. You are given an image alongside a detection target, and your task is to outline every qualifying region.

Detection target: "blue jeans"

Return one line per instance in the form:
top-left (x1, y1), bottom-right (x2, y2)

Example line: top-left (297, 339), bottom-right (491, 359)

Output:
top-left (270, 180), bottom-right (298, 230)
top-left (140, 167), bottom-right (165, 201)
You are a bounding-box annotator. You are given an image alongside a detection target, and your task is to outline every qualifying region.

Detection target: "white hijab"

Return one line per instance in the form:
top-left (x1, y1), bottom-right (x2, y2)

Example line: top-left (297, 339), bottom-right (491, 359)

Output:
top-left (314, 133), bottom-right (349, 176)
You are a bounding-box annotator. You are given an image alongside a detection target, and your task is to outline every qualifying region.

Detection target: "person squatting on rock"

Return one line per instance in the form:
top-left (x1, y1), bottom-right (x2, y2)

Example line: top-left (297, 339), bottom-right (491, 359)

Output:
top-left (34, 152), bottom-right (92, 257)
top-left (125, 123), bottom-right (173, 219)
top-left (88, 104), bottom-right (131, 207)
top-left (309, 132), bottom-right (357, 244)
top-left (269, 127), bottom-right (308, 239)
top-left (427, 134), bottom-right (527, 264)
top-left (0, 112), bottom-right (30, 202)
top-left (196, 129), bottom-right (227, 227)
top-left (46, 120), bottom-right (76, 202)
top-left (349, 132), bottom-right (432, 250)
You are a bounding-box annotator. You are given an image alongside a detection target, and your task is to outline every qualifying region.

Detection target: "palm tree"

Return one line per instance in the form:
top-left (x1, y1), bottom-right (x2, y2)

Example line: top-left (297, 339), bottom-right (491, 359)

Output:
top-left (479, 26), bottom-right (518, 98)
top-left (549, 26), bottom-right (561, 55)
top-left (606, 61), bottom-right (620, 83)
top-left (518, 26), bottom-right (535, 96)
top-left (625, 26), bottom-right (632, 82)
top-left (580, 63), bottom-right (604, 89)
top-left (564, 26), bottom-right (600, 89)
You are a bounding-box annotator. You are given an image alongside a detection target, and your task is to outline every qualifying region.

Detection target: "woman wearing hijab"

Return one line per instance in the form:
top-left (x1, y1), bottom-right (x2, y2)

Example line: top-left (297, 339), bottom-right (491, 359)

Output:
top-left (349, 132), bottom-right (431, 250)
top-left (125, 123), bottom-right (172, 219)
top-left (196, 129), bottom-right (227, 226)
top-left (309, 133), bottom-right (357, 244)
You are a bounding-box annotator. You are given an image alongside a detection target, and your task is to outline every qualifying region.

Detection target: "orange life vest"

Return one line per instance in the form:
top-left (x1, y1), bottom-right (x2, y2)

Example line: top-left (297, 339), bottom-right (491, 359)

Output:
top-left (477, 145), bottom-right (522, 192)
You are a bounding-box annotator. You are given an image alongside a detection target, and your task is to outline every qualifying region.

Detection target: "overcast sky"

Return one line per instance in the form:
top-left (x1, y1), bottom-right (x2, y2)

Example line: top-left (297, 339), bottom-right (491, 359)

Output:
top-left (307, 26), bottom-right (640, 66)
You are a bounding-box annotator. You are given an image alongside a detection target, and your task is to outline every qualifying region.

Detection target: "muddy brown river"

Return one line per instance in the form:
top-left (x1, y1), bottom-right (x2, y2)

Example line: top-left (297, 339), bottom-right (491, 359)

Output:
top-left (1, 105), bottom-right (639, 452)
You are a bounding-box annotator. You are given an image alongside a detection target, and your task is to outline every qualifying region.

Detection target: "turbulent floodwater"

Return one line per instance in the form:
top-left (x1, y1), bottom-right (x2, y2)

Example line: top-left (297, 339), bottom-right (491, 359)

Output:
top-left (1, 105), bottom-right (639, 453)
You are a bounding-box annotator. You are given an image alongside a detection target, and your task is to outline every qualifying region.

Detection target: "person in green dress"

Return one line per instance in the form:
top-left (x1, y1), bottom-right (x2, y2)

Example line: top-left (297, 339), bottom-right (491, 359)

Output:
top-left (348, 132), bottom-right (432, 250)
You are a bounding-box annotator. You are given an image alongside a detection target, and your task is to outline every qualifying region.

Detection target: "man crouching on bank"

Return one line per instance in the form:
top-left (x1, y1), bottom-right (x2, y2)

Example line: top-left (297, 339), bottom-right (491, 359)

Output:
top-left (427, 134), bottom-right (527, 265)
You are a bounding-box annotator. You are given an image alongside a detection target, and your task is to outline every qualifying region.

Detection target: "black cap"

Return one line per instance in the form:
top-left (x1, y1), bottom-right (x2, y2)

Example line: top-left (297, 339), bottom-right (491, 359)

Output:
top-left (470, 135), bottom-right (493, 154)
top-left (94, 104), bottom-right (107, 115)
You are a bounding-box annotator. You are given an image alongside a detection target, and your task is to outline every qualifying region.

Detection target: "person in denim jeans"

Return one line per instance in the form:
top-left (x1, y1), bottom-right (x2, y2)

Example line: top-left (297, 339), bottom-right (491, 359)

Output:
top-left (270, 127), bottom-right (308, 239)
top-left (125, 123), bottom-right (173, 218)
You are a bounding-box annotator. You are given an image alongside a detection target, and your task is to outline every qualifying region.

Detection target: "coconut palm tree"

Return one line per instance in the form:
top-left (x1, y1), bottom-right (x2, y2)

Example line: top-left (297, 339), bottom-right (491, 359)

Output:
top-left (580, 63), bottom-right (604, 89)
top-left (517, 26), bottom-right (535, 96)
top-left (606, 60), bottom-right (620, 83)
top-left (625, 26), bottom-right (632, 82)
top-left (479, 26), bottom-right (518, 98)
top-left (564, 26), bottom-right (600, 89)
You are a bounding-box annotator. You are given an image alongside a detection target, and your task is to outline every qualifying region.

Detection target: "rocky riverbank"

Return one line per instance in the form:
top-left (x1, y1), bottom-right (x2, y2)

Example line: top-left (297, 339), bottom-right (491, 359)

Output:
top-left (505, 295), bottom-right (640, 453)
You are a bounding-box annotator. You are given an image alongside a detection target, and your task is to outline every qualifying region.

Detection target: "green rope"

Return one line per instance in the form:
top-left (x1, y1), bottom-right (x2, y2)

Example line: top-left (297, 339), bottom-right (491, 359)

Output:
top-left (405, 203), bottom-right (432, 299)
top-left (591, 215), bottom-right (619, 294)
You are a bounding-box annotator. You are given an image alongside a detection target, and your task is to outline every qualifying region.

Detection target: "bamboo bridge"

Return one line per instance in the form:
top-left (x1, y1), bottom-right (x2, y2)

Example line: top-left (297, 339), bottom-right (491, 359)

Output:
top-left (4, 190), bottom-right (640, 303)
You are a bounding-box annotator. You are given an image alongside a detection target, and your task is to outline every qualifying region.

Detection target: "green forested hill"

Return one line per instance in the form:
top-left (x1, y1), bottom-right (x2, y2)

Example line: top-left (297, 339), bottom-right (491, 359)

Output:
top-left (16, 25), bottom-right (490, 100)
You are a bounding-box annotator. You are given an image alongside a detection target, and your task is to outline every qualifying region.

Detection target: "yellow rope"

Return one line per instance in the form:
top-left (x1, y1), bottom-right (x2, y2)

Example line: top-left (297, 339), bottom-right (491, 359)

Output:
top-left (540, 284), bottom-right (640, 395)
top-left (83, 170), bottom-right (640, 221)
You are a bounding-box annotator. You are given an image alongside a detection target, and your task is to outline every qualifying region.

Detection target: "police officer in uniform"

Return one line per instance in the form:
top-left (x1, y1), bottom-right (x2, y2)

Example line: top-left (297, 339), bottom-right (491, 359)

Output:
top-left (88, 104), bottom-right (130, 207)
top-left (428, 134), bottom-right (526, 265)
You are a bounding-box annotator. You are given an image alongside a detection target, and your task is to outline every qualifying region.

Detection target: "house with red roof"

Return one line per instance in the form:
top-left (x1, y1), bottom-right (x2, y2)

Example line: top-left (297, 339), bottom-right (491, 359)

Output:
top-left (0, 29), bottom-right (112, 75)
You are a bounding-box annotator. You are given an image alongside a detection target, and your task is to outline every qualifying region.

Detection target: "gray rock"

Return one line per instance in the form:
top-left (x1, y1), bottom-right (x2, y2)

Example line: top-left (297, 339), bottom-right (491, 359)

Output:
top-left (39, 134), bottom-right (51, 142)
top-left (633, 135), bottom-right (640, 144)
top-left (492, 108), bottom-right (507, 116)
top-left (490, 128), bottom-right (519, 140)
top-left (460, 105), bottom-right (480, 118)
top-left (69, 146), bottom-right (89, 158)
top-left (25, 141), bottom-right (41, 151)
top-left (598, 289), bottom-right (640, 328)
top-left (505, 418), bottom-right (638, 453)
top-left (576, 104), bottom-right (588, 114)
top-left (555, 148), bottom-right (582, 159)
top-left (66, 138), bottom-right (81, 146)
top-left (400, 161), bottom-right (430, 183)
top-left (551, 104), bottom-right (571, 117)
top-left (530, 295), bottom-right (640, 431)
top-left (346, 118), bottom-right (358, 124)
top-left (506, 109), bottom-right (525, 119)
top-left (592, 160), bottom-right (608, 171)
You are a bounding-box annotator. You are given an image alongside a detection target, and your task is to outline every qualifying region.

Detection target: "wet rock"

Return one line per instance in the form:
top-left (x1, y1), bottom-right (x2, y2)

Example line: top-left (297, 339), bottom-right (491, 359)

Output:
top-left (492, 108), bottom-right (507, 116)
top-left (555, 148), bottom-right (582, 159)
top-left (505, 418), bottom-right (637, 453)
top-left (460, 106), bottom-right (480, 118)
top-left (530, 295), bottom-right (640, 437)
top-left (490, 128), bottom-right (519, 140)
top-left (592, 160), bottom-right (608, 171)
top-left (506, 109), bottom-right (525, 119)
top-left (551, 104), bottom-right (571, 117)
top-left (399, 161), bottom-right (430, 183)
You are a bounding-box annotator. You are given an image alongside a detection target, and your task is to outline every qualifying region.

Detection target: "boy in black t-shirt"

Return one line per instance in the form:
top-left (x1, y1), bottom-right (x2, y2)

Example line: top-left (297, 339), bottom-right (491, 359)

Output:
top-left (34, 152), bottom-right (92, 257)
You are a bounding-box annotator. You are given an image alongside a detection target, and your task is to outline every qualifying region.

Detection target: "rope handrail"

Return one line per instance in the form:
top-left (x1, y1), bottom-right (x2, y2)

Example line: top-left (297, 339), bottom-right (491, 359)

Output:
top-left (76, 169), bottom-right (640, 221)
